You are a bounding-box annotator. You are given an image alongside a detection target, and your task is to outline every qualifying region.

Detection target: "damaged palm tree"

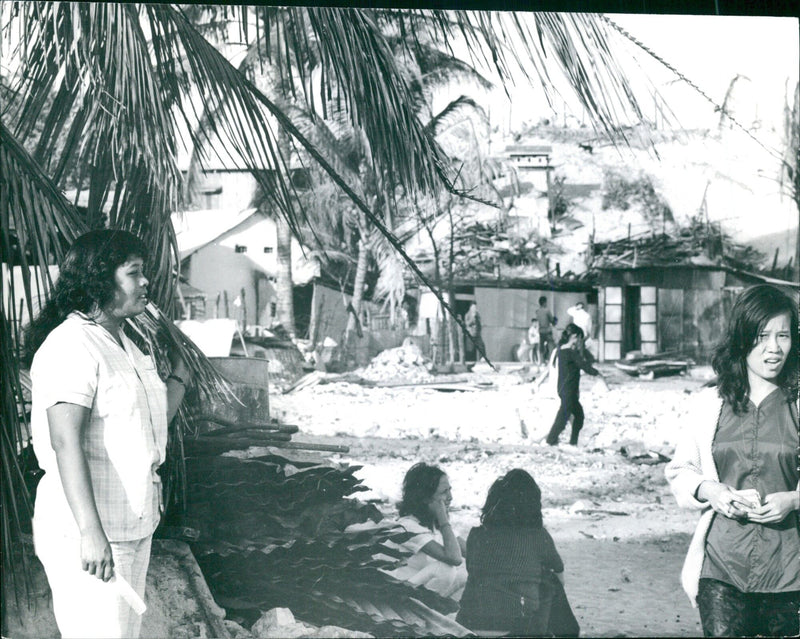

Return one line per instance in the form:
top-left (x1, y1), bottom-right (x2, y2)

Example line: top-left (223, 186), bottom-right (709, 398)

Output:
top-left (2, 1), bottom-right (658, 611)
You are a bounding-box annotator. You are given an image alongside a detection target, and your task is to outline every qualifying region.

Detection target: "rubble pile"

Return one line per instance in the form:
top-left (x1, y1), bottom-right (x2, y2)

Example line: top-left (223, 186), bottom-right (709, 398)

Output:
top-left (357, 342), bottom-right (433, 384)
top-left (591, 215), bottom-right (765, 271)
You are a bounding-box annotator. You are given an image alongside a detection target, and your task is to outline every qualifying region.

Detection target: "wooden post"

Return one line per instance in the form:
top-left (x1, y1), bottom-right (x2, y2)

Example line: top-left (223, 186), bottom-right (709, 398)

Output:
top-left (546, 165), bottom-right (554, 231)
top-left (447, 313), bottom-right (455, 365)
top-left (458, 316), bottom-right (466, 365)
top-left (224, 290), bottom-right (229, 318)
top-left (431, 316), bottom-right (439, 366)
top-left (308, 283), bottom-right (319, 348)
top-left (240, 287), bottom-right (247, 334)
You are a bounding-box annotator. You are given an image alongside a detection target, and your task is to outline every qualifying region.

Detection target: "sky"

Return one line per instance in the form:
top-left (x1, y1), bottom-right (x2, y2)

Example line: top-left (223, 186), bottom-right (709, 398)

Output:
top-left (430, 13), bottom-right (799, 264)
top-left (607, 14), bottom-right (798, 131)
top-left (458, 14), bottom-right (799, 139)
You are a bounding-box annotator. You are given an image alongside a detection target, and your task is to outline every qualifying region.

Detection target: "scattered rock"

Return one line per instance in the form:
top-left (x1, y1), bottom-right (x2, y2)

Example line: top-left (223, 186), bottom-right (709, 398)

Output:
top-left (249, 608), bottom-right (373, 639)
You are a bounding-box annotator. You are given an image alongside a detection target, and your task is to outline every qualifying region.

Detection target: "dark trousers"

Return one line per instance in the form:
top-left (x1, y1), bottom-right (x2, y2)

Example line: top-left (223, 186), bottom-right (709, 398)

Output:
top-left (546, 393), bottom-right (584, 445)
top-left (540, 331), bottom-right (555, 362)
top-left (697, 578), bottom-right (800, 637)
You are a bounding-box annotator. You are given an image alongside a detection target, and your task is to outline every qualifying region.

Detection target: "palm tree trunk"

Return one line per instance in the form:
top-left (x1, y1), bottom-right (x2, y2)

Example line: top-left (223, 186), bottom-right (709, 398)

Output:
top-left (346, 230), bottom-right (370, 338)
top-left (275, 127), bottom-right (295, 336)
top-left (275, 215), bottom-right (295, 336)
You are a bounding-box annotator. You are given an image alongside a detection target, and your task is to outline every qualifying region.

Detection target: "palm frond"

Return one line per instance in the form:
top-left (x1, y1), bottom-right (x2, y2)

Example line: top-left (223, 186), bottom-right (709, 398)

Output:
top-left (371, 234), bottom-right (406, 322)
top-left (424, 96), bottom-right (487, 139)
top-left (0, 119), bottom-right (90, 599)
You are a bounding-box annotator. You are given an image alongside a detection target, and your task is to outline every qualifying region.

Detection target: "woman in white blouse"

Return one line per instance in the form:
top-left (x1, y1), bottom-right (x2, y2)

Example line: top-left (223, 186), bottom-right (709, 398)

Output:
top-left (383, 463), bottom-right (467, 599)
top-left (25, 230), bottom-right (191, 639)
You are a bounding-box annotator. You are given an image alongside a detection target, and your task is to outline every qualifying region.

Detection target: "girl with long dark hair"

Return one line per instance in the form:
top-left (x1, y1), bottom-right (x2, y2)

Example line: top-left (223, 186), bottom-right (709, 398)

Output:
top-left (666, 284), bottom-right (799, 637)
top-left (382, 463), bottom-right (467, 599)
top-left (457, 469), bottom-right (579, 637)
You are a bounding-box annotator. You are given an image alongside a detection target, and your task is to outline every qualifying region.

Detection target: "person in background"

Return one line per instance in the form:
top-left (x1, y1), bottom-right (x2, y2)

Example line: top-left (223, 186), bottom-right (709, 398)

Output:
top-left (536, 296), bottom-right (557, 363)
top-left (544, 323), bottom-right (603, 447)
top-left (25, 229), bottom-right (191, 639)
top-left (382, 463), bottom-right (467, 600)
top-left (457, 469), bottom-right (579, 637)
top-left (527, 317), bottom-right (541, 366)
top-left (665, 284), bottom-right (799, 637)
top-left (464, 302), bottom-right (486, 369)
top-left (566, 301), bottom-right (594, 361)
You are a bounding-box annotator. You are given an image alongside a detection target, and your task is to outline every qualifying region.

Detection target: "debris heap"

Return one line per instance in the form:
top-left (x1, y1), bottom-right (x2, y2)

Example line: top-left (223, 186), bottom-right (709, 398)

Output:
top-left (591, 216), bottom-right (765, 271)
top-left (357, 342), bottom-right (433, 384)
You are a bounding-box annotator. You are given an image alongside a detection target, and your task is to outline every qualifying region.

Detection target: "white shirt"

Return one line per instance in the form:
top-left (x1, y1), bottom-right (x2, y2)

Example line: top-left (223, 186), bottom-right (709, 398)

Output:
top-left (567, 305), bottom-right (592, 338)
top-left (31, 312), bottom-right (168, 541)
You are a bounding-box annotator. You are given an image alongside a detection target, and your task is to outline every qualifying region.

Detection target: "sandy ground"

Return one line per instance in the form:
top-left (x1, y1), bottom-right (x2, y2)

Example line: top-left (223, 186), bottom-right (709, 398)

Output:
top-left (271, 361), bottom-right (711, 637)
top-left (2, 540), bottom-right (231, 639)
top-left (4, 362), bottom-right (710, 638)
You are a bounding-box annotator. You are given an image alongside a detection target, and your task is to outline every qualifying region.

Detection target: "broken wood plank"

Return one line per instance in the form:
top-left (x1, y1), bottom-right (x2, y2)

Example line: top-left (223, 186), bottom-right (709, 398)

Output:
top-left (197, 414), bottom-right (299, 435)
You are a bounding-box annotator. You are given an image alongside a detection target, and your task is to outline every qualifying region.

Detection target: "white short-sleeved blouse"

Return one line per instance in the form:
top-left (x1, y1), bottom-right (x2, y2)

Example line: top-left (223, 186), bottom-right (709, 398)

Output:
top-left (31, 312), bottom-right (168, 541)
top-left (382, 515), bottom-right (467, 600)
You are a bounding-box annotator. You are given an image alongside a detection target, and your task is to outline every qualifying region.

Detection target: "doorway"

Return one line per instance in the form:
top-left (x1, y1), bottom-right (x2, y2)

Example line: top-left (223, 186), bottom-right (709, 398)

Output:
top-left (623, 286), bottom-right (641, 354)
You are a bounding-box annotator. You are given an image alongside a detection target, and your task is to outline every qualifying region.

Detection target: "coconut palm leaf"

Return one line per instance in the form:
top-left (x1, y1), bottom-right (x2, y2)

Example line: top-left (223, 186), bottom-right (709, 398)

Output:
top-left (424, 96), bottom-right (487, 139)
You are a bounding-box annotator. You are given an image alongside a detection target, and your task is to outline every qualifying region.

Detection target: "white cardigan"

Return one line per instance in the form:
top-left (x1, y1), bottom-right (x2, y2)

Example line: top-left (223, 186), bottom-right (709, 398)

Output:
top-left (664, 388), bottom-right (724, 607)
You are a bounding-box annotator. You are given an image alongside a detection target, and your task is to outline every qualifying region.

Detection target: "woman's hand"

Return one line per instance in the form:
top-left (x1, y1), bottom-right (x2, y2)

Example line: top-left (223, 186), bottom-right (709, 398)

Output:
top-left (429, 497), bottom-right (450, 528)
top-left (80, 524), bottom-right (114, 581)
top-left (696, 480), bottom-right (754, 519)
top-left (746, 491), bottom-right (800, 524)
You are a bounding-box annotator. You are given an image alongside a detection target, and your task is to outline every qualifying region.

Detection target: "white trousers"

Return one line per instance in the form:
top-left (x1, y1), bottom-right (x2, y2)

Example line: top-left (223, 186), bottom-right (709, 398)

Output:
top-left (34, 520), bottom-right (152, 639)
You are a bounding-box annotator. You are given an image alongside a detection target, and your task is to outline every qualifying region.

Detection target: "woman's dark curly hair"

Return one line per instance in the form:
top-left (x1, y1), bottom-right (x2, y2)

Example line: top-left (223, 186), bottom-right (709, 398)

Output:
top-left (398, 462), bottom-right (446, 529)
top-left (558, 322), bottom-right (584, 346)
top-left (712, 284), bottom-right (798, 414)
top-left (23, 229), bottom-right (147, 364)
top-left (480, 469), bottom-right (543, 529)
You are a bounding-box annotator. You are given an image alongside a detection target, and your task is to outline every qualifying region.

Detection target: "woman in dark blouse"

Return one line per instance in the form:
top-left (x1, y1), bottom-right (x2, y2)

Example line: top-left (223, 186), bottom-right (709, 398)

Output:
top-left (457, 469), bottom-right (579, 637)
top-left (666, 284), bottom-right (799, 637)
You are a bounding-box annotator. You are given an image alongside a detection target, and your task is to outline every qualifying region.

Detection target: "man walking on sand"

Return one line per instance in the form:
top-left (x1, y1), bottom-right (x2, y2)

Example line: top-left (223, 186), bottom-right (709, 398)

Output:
top-left (536, 296), bottom-right (557, 363)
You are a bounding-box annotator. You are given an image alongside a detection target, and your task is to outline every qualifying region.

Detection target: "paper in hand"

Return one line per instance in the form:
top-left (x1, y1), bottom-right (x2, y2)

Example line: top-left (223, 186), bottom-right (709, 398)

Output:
top-left (731, 488), bottom-right (761, 510)
top-left (111, 573), bottom-right (147, 615)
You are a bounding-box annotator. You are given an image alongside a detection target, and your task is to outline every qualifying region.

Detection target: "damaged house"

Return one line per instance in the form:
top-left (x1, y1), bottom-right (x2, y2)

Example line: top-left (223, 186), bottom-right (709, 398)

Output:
top-left (591, 222), bottom-right (799, 363)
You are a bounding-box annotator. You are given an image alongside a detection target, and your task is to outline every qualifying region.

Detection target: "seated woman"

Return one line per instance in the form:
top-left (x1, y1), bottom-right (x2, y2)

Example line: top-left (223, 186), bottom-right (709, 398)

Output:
top-left (457, 469), bottom-right (580, 637)
top-left (382, 463), bottom-right (467, 600)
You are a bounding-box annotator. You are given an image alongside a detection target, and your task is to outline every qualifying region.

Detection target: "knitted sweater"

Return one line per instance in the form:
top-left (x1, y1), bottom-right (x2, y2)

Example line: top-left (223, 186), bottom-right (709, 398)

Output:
top-left (457, 525), bottom-right (563, 630)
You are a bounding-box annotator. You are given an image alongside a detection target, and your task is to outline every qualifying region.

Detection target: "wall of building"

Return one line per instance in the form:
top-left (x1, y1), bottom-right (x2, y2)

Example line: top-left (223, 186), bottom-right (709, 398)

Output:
top-left (186, 242), bottom-right (274, 326)
top-left (183, 212), bottom-right (317, 328)
top-left (475, 287), bottom-right (592, 361)
top-left (410, 285), bottom-right (595, 362)
top-left (597, 268), bottom-right (741, 362)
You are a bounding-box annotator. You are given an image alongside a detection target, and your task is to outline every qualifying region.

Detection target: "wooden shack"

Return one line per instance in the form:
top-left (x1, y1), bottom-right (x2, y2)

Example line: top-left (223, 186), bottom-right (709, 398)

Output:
top-left (596, 264), bottom-right (799, 363)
